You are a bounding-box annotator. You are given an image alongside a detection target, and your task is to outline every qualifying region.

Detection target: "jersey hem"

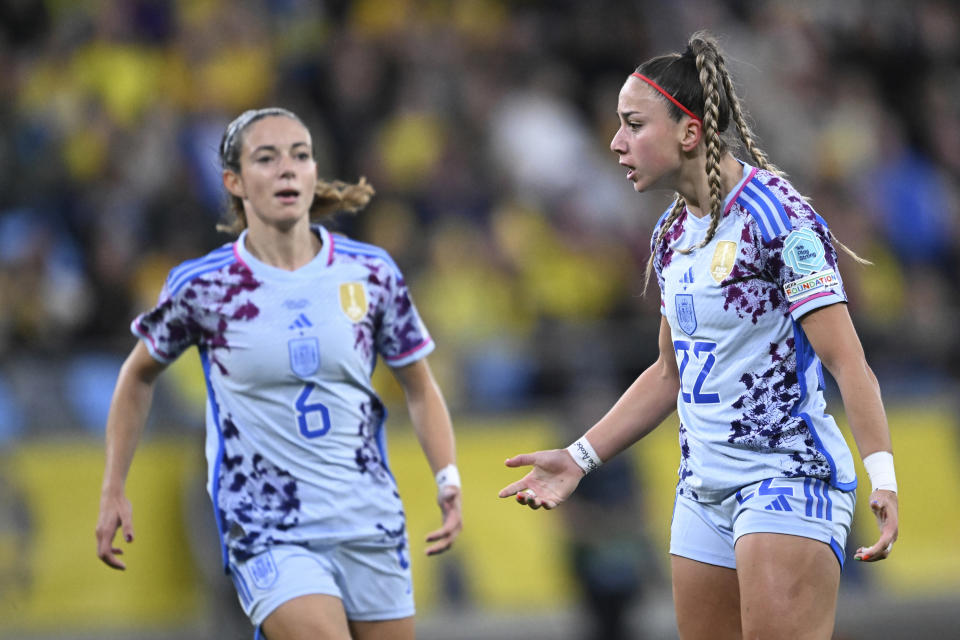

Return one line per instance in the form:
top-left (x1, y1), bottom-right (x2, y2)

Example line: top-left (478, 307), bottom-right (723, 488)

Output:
top-left (383, 338), bottom-right (435, 367)
top-left (789, 292), bottom-right (845, 319)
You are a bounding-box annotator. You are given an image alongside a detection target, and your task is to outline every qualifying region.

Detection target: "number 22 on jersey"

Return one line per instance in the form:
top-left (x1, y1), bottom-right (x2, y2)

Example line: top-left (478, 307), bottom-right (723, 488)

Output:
top-left (673, 340), bottom-right (720, 404)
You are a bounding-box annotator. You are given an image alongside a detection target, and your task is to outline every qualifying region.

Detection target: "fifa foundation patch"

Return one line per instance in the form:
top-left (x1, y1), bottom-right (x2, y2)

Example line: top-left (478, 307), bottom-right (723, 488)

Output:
top-left (784, 269), bottom-right (838, 302)
top-left (783, 228), bottom-right (826, 274)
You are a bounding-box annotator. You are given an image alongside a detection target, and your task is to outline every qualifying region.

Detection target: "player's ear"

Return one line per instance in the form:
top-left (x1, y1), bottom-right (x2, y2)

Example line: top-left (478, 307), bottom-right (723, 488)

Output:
top-left (679, 117), bottom-right (703, 152)
top-left (223, 169), bottom-right (245, 198)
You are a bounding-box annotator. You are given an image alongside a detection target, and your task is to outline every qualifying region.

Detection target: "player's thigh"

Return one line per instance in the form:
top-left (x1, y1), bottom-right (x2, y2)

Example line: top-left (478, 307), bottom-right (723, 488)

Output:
top-left (671, 555), bottom-right (741, 640)
top-left (735, 532), bottom-right (839, 640)
top-left (261, 593), bottom-right (351, 640)
top-left (349, 616), bottom-right (415, 640)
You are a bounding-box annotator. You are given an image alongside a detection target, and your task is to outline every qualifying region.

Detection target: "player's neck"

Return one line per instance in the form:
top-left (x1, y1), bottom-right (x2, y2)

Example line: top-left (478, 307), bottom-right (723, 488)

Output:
top-left (678, 152), bottom-right (742, 219)
top-left (244, 222), bottom-right (321, 271)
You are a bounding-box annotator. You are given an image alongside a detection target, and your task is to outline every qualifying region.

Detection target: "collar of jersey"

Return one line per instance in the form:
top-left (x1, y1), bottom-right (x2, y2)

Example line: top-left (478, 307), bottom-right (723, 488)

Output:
top-left (681, 162), bottom-right (755, 231)
top-left (725, 161), bottom-right (756, 214)
top-left (234, 225), bottom-right (332, 279)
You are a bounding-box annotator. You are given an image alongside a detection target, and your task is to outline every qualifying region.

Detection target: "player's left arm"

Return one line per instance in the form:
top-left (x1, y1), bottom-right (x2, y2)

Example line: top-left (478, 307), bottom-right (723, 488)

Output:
top-left (800, 303), bottom-right (899, 561)
top-left (391, 357), bottom-right (462, 556)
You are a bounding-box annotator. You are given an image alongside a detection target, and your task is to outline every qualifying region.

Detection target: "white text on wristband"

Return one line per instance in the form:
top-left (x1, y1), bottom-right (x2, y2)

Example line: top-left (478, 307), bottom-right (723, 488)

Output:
top-left (435, 464), bottom-right (461, 490)
top-left (567, 436), bottom-right (602, 474)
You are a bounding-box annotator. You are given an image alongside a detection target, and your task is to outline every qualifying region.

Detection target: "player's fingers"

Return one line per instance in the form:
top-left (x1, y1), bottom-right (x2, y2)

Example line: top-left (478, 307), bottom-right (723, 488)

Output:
top-left (95, 521), bottom-right (116, 557)
top-left (503, 453), bottom-right (537, 468)
top-left (425, 537), bottom-right (453, 556)
top-left (854, 535), bottom-right (895, 562)
top-left (499, 480), bottom-right (531, 498)
top-left (521, 489), bottom-right (542, 510)
top-left (425, 515), bottom-right (461, 542)
top-left (513, 487), bottom-right (537, 505)
top-left (425, 525), bottom-right (450, 543)
top-left (100, 547), bottom-right (127, 570)
top-left (121, 517), bottom-right (135, 544)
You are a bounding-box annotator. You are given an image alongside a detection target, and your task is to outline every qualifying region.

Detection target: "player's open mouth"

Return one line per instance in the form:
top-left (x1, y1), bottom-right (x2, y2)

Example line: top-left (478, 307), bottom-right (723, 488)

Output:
top-left (275, 189), bottom-right (300, 203)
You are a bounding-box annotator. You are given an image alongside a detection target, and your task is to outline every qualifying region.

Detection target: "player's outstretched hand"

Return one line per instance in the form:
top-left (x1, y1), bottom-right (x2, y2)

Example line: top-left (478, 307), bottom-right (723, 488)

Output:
top-left (426, 485), bottom-right (462, 556)
top-left (498, 449), bottom-right (584, 510)
top-left (96, 490), bottom-right (134, 570)
top-left (854, 489), bottom-right (899, 562)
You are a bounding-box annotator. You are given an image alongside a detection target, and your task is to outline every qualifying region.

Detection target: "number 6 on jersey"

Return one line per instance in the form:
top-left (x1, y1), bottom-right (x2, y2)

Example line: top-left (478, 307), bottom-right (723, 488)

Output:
top-left (295, 382), bottom-right (332, 438)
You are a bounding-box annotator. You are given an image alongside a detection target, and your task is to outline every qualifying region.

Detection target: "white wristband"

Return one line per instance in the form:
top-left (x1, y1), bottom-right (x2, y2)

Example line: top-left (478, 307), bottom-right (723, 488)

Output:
top-left (566, 436), bottom-right (602, 475)
top-left (863, 451), bottom-right (897, 493)
top-left (435, 464), bottom-right (460, 491)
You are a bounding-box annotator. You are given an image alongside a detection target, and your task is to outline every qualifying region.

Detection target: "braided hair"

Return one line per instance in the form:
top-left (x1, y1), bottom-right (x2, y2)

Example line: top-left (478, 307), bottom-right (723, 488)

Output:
top-left (639, 32), bottom-right (867, 293)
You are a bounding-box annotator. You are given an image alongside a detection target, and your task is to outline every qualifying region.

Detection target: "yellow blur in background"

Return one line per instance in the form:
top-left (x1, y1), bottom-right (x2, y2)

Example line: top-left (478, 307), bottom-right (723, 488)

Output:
top-left (0, 404), bottom-right (955, 636)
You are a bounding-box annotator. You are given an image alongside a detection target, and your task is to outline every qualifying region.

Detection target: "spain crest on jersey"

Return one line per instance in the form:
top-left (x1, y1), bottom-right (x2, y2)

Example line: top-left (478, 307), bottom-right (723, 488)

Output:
top-left (249, 549), bottom-right (279, 589)
top-left (710, 241), bottom-right (737, 283)
top-left (289, 337), bottom-right (320, 377)
top-left (675, 293), bottom-right (697, 336)
top-left (339, 282), bottom-right (368, 322)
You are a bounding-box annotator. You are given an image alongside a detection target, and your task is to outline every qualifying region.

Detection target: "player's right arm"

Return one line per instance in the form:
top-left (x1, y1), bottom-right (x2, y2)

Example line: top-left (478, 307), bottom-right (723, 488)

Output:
top-left (499, 316), bottom-right (680, 509)
top-left (95, 340), bottom-right (167, 570)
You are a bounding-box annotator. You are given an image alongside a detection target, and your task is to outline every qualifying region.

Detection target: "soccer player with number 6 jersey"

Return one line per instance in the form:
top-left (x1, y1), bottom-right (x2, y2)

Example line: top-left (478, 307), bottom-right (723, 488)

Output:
top-left (96, 108), bottom-right (461, 640)
top-left (500, 32), bottom-right (899, 640)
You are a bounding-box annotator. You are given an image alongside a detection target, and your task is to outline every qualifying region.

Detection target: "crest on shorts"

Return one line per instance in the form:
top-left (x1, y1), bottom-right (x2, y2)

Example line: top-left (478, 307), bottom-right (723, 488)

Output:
top-left (249, 550), bottom-right (279, 590)
top-left (339, 282), bottom-right (368, 322)
top-left (783, 228), bottom-right (826, 274)
top-left (710, 241), bottom-right (737, 283)
top-left (289, 337), bottom-right (320, 377)
top-left (675, 294), bottom-right (697, 336)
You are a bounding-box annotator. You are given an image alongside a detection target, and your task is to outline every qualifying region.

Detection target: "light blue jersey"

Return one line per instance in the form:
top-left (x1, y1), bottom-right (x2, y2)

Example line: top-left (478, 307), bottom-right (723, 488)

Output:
top-left (655, 164), bottom-right (857, 503)
top-left (132, 225), bottom-right (434, 567)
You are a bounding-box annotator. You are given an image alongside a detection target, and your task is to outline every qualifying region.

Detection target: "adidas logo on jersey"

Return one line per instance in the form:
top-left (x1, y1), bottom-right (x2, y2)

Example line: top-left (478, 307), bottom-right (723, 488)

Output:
top-left (764, 495), bottom-right (793, 512)
top-left (288, 313), bottom-right (313, 330)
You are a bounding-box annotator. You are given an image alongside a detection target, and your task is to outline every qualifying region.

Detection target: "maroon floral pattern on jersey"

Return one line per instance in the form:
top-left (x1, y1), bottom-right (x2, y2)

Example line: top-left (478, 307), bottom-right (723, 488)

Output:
top-left (719, 223), bottom-right (781, 324)
top-left (653, 208), bottom-right (690, 295)
top-left (354, 398), bottom-right (393, 485)
top-left (333, 251), bottom-right (431, 366)
top-left (727, 340), bottom-right (830, 478)
top-left (677, 422), bottom-right (697, 500)
top-left (134, 256), bottom-right (262, 375)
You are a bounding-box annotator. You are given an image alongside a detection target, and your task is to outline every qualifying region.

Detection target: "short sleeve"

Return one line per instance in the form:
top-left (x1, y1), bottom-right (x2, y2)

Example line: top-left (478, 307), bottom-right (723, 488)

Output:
top-left (375, 267), bottom-right (435, 367)
top-left (770, 217), bottom-right (847, 320)
top-left (130, 277), bottom-right (201, 364)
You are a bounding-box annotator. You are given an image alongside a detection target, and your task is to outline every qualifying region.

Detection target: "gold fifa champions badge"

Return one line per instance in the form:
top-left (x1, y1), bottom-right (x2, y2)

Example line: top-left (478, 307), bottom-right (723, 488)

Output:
top-left (710, 241), bottom-right (737, 283)
top-left (339, 282), bottom-right (368, 322)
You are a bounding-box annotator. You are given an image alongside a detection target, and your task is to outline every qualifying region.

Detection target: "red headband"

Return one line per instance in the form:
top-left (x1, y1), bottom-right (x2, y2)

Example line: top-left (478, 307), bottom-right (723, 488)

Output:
top-left (631, 72), bottom-right (702, 124)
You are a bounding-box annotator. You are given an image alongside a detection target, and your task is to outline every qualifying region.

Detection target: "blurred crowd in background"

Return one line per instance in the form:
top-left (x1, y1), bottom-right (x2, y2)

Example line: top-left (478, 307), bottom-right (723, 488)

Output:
top-left (2, 0), bottom-right (958, 443)
top-left (0, 0), bottom-right (957, 418)
top-left (0, 1), bottom-right (958, 637)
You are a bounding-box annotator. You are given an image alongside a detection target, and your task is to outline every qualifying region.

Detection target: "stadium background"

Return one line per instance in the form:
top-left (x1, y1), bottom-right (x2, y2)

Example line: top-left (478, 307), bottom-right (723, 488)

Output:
top-left (1, 1), bottom-right (958, 638)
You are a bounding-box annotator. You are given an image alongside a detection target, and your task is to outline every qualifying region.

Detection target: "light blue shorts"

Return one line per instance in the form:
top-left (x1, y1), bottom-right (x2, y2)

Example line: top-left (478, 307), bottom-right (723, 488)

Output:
top-left (229, 537), bottom-right (415, 627)
top-left (670, 477), bottom-right (855, 570)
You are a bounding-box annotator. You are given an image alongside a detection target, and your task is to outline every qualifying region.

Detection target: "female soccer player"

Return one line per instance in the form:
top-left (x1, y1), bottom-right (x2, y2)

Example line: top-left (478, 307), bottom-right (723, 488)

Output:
top-left (499, 32), bottom-right (899, 640)
top-left (96, 108), bottom-right (462, 640)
